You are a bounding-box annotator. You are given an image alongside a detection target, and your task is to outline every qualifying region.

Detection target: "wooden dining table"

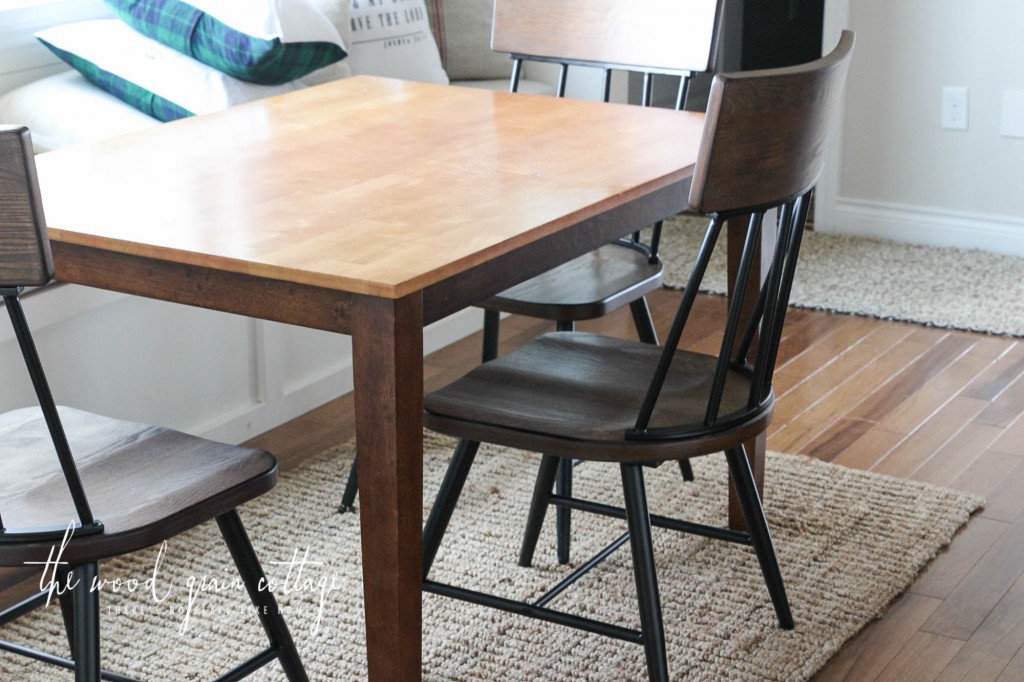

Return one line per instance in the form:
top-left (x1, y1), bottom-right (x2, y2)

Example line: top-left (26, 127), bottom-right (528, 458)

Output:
top-left (31, 75), bottom-right (747, 680)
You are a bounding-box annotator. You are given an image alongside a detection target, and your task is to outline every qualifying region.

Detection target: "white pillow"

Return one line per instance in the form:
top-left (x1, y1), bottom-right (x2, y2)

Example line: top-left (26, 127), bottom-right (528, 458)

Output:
top-left (35, 20), bottom-right (304, 122)
top-left (156, 0), bottom-right (339, 41)
top-left (346, 0), bottom-right (448, 84)
top-left (0, 71), bottom-right (160, 153)
top-left (302, 0), bottom-right (355, 85)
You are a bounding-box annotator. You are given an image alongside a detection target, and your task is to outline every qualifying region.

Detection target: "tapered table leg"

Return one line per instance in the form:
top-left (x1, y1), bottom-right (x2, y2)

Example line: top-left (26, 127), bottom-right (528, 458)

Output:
top-left (351, 293), bottom-right (424, 682)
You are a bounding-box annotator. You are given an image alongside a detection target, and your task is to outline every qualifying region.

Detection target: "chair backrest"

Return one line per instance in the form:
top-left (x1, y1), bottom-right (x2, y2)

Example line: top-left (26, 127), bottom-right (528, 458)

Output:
top-left (631, 31), bottom-right (855, 441)
top-left (688, 31), bottom-right (855, 216)
top-left (492, 0), bottom-right (720, 75)
top-left (0, 126), bottom-right (53, 289)
top-left (492, 0), bottom-right (721, 108)
top-left (0, 126), bottom-right (101, 542)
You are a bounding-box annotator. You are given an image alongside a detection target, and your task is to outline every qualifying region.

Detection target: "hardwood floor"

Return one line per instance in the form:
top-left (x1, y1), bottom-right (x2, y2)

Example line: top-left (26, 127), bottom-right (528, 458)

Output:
top-left (5, 287), bottom-right (1021, 679)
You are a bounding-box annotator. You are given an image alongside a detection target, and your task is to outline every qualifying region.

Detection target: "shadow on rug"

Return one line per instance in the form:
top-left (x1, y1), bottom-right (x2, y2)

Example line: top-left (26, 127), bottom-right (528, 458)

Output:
top-left (660, 214), bottom-right (1024, 338)
top-left (0, 434), bottom-right (983, 680)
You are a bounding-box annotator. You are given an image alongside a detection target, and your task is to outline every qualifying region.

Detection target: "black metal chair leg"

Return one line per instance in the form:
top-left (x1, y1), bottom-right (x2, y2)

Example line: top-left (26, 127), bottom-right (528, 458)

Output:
top-left (338, 458), bottom-right (359, 513)
top-left (0, 590), bottom-right (49, 629)
top-left (678, 458), bottom-right (694, 482)
top-left (518, 454), bottom-right (561, 567)
top-left (423, 439), bottom-right (482, 577)
top-left (555, 458), bottom-right (573, 564)
top-left (482, 309), bottom-right (501, 362)
top-left (724, 446), bottom-right (794, 629)
top-left (71, 563), bottom-right (100, 682)
top-left (620, 464), bottom-right (669, 682)
top-left (550, 319), bottom-right (576, 562)
top-left (629, 297), bottom-right (659, 346)
top-left (58, 568), bottom-right (76, 655)
top-left (216, 510), bottom-right (309, 682)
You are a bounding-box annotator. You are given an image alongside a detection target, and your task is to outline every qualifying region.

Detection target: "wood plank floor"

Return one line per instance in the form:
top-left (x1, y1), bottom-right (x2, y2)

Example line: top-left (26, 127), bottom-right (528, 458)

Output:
top-left (5, 287), bottom-right (1021, 680)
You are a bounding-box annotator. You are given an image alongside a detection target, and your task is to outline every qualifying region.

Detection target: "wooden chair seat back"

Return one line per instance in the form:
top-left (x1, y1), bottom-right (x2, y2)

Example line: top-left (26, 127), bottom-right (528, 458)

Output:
top-left (631, 32), bottom-right (855, 443)
top-left (491, 0), bottom-right (721, 74)
top-left (0, 126), bottom-right (52, 288)
top-left (689, 31), bottom-right (855, 217)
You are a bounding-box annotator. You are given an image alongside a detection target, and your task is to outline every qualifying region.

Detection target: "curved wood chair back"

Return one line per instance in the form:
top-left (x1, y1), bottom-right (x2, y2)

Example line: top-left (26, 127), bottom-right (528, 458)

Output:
top-left (491, 0), bottom-right (720, 74)
top-left (689, 31), bottom-right (855, 216)
top-left (632, 31), bottom-right (855, 441)
top-left (0, 126), bottom-right (52, 288)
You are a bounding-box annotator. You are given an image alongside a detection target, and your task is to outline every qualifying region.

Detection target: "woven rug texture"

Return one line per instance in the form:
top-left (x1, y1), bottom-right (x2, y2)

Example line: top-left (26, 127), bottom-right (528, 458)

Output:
top-left (0, 433), bottom-right (982, 680)
top-left (660, 215), bottom-right (1024, 337)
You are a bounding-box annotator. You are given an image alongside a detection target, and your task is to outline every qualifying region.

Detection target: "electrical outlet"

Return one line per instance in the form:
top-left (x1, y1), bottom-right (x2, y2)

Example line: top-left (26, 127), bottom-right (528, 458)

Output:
top-left (942, 86), bottom-right (968, 130)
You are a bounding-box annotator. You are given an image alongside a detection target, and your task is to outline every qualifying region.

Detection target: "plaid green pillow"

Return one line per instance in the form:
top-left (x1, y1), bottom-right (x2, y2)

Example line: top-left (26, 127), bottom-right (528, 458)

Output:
top-left (44, 40), bottom-right (192, 121)
top-left (105, 0), bottom-right (346, 85)
top-left (36, 21), bottom-right (303, 123)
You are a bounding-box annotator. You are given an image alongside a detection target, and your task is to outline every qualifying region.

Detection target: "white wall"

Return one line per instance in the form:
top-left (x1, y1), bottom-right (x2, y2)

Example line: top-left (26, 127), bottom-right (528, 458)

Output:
top-left (819, 0), bottom-right (1024, 254)
top-left (0, 0), bottom-right (111, 94)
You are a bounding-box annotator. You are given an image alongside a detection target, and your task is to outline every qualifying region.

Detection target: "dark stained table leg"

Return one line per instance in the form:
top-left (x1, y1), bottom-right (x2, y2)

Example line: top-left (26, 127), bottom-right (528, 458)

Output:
top-left (351, 293), bottom-right (425, 682)
top-left (726, 212), bottom-right (776, 530)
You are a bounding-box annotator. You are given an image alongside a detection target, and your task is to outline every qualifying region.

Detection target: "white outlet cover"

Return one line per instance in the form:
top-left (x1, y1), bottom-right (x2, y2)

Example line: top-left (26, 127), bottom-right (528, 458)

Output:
top-left (1002, 90), bottom-right (1024, 138)
top-left (942, 86), bottom-right (968, 130)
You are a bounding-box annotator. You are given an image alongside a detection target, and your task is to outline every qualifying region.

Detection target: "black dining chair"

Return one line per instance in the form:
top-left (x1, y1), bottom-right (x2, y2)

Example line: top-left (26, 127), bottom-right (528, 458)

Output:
top-left (340, 0), bottom-right (723, 565)
top-left (419, 32), bottom-right (855, 681)
top-left (0, 126), bottom-right (307, 681)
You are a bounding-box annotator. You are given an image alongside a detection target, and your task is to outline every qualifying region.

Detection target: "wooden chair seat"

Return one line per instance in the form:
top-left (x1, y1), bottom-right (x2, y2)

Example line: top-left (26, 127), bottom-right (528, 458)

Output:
top-left (424, 332), bottom-right (768, 463)
top-left (0, 406), bottom-right (275, 566)
top-left (481, 243), bottom-right (663, 321)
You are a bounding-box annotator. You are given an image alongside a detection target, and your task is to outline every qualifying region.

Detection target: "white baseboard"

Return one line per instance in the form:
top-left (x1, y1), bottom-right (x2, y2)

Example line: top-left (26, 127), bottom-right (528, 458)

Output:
top-left (827, 198), bottom-right (1024, 256)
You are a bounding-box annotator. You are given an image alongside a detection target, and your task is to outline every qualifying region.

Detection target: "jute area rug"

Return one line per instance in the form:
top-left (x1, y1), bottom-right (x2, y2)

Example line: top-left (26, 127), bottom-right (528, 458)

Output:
top-left (660, 214), bottom-right (1024, 337)
top-left (0, 433), bottom-right (982, 681)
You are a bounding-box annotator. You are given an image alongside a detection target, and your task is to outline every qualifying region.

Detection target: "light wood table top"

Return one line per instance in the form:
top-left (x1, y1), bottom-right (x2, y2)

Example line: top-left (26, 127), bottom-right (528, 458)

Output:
top-left (36, 76), bottom-right (704, 300)
top-left (34, 76), bottom-right (707, 682)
